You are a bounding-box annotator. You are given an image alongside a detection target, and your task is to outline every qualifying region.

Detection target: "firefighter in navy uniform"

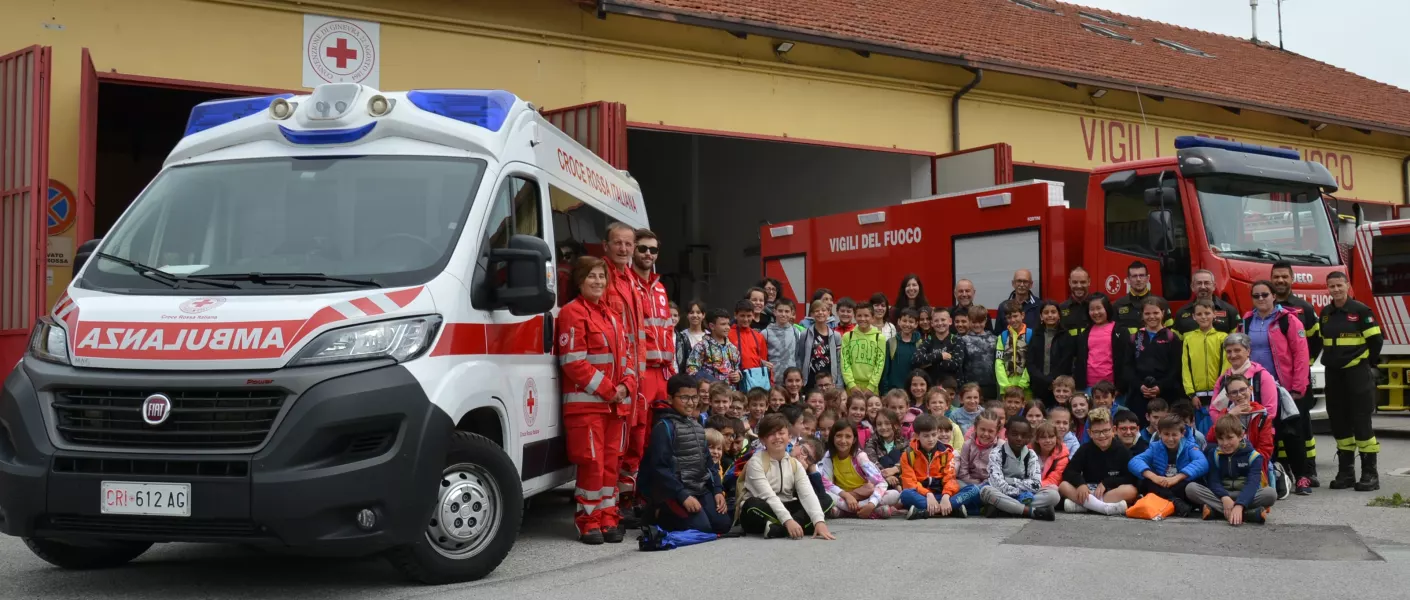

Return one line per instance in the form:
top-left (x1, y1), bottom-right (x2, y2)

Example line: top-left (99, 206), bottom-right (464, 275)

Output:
top-left (1112, 261), bottom-right (1172, 335)
top-left (1270, 261), bottom-right (1323, 486)
top-left (1174, 269), bottom-right (1239, 335)
top-left (1318, 271), bottom-right (1383, 492)
top-left (1059, 267), bottom-right (1100, 336)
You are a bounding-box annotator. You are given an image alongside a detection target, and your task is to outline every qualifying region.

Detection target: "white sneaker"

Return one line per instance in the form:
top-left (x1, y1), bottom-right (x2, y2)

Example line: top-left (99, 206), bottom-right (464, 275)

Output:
top-left (1108, 500), bottom-right (1129, 516)
top-left (1063, 499), bottom-right (1087, 513)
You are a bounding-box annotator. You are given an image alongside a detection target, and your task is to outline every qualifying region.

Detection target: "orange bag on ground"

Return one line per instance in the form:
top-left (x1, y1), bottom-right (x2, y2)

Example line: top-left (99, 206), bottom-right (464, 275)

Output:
top-left (1125, 494), bottom-right (1176, 520)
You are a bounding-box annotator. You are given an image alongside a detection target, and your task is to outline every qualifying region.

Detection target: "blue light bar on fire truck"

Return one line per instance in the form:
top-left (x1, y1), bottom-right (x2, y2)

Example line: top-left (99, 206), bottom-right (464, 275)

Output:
top-left (1173, 136), bottom-right (1301, 161)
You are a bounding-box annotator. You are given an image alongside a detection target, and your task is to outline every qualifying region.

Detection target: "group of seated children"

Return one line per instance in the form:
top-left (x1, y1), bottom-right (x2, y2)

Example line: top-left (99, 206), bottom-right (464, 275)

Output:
top-left (634, 368), bottom-right (1275, 540)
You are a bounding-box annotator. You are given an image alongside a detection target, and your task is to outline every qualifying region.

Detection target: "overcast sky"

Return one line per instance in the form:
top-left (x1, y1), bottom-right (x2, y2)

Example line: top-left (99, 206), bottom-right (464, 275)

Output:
top-left (1070, 0), bottom-right (1410, 91)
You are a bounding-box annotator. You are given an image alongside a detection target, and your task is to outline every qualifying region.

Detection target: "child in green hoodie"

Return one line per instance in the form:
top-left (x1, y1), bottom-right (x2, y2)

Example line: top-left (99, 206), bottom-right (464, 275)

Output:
top-left (841, 304), bottom-right (887, 393)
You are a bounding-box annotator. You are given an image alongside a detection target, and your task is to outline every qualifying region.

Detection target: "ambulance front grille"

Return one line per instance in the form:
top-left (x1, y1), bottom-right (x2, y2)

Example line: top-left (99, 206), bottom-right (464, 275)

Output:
top-left (51, 389), bottom-right (286, 450)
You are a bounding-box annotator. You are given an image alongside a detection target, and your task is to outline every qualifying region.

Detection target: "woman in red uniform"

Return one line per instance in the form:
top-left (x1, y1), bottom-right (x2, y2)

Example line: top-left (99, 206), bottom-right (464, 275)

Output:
top-left (557, 256), bottom-right (635, 544)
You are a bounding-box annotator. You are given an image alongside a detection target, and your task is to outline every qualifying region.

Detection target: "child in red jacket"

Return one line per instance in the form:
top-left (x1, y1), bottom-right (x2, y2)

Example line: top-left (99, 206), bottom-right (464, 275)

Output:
top-left (1207, 374), bottom-right (1274, 476)
top-left (1032, 421), bottom-right (1069, 490)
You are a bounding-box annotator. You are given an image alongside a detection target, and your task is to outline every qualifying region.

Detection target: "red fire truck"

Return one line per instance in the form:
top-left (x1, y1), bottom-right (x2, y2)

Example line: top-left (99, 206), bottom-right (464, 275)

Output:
top-left (762, 136), bottom-right (1347, 417)
top-left (1351, 218), bottom-right (1410, 411)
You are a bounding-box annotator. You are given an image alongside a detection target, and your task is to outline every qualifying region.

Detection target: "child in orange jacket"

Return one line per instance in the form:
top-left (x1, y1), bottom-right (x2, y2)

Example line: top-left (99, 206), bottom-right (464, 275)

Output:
top-left (899, 414), bottom-right (966, 519)
top-left (1032, 421), bottom-right (1069, 490)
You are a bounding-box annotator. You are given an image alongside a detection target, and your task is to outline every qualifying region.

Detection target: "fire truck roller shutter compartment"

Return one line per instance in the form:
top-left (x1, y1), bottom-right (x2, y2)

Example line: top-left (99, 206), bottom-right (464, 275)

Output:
top-left (955, 229), bottom-right (1043, 311)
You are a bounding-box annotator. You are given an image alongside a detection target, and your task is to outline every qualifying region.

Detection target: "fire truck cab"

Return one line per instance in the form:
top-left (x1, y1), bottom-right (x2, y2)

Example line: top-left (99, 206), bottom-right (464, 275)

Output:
top-left (2, 83), bottom-right (646, 583)
top-left (762, 137), bottom-right (1342, 415)
top-left (1350, 218), bottom-right (1410, 412)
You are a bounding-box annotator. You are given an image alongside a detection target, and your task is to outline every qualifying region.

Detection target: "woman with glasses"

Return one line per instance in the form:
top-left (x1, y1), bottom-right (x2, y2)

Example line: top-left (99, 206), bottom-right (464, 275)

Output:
top-left (1239, 280), bottom-right (1312, 495)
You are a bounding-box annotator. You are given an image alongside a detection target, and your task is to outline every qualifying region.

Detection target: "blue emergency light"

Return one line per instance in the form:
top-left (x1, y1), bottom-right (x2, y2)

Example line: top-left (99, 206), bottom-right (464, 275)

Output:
top-left (184, 94), bottom-right (294, 137)
top-left (278, 122), bottom-right (376, 145)
top-left (406, 90), bottom-right (516, 132)
top-left (1173, 135), bottom-right (1302, 161)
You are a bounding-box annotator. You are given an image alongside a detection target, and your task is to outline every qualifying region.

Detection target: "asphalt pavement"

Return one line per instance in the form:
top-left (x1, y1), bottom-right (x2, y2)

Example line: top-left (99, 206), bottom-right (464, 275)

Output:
top-left (3, 433), bottom-right (1410, 600)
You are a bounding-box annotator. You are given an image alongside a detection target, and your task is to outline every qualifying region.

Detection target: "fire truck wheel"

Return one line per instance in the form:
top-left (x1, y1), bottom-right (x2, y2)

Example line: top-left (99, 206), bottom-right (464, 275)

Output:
top-left (386, 431), bottom-right (523, 584)
top-left (23, 537), bottom-right (152, 570)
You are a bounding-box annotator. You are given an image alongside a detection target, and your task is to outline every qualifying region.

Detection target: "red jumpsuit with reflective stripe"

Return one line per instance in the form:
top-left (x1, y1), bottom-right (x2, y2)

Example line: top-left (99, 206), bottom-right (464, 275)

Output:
top-left (605, 260), bottom-right (646, 497)
top-left (557, 296), bottom-right (635, 535)
top-left (627, 269), bottom-right (676, 489)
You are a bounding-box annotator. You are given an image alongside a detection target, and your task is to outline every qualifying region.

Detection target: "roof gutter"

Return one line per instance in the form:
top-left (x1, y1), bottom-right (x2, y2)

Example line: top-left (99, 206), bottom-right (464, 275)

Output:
top-left (952, 68), bottom-right (983, 152)
top-left (595, 1), bottom-right (1410, 138)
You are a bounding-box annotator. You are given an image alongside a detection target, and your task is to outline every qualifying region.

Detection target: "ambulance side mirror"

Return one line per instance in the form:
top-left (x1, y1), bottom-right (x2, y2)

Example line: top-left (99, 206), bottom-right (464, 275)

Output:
top-left (491, 234), bottom-right (555, 316)
top-left (73, 238), bottom-right (102, 278)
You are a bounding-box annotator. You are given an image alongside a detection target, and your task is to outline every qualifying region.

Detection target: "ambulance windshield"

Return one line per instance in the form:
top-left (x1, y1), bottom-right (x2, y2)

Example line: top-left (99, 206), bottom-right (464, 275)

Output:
top-left (1195, 175), bottom-right (1340, 266)
top-left (83, 156), bottom-right (486, 292)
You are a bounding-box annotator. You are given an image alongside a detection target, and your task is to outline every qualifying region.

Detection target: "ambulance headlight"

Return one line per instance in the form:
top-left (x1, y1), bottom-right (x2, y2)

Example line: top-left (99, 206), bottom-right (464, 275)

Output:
top-left (28, 317), bottom-right (70, 365)
top-left (289, 315), bottom-right (442, 366)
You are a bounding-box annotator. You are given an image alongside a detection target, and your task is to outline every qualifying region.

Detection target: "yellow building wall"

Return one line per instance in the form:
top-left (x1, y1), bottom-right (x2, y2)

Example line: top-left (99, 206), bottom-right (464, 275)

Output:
top-left (2, 0), bottom-right (1407, 308)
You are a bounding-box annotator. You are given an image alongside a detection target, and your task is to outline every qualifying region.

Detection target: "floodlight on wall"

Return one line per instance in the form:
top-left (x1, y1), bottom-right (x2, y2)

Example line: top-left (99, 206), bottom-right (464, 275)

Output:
top-left (774, 41), bottom-right (795, 53)
top-left (1090, 89), bottom-right (1108, 99)
top-left (1314, 122), bottom-right (1328, 132)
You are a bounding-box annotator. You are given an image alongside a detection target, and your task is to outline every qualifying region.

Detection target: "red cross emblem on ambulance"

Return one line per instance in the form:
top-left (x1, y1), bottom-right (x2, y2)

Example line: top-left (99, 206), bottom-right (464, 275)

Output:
top-left (524, 379), bottom-right (538, 427)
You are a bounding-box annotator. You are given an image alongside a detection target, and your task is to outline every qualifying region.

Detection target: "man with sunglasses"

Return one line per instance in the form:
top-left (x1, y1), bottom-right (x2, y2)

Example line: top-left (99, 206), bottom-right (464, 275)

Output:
top-left (623, 228), bottom-right (675, 527)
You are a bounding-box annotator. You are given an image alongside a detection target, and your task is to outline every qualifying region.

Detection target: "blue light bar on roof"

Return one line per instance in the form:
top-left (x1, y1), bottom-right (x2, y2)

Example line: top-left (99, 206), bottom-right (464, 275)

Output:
top-left (406, 90), bottom-right (516, 132)
top-left (184, 94), bottom-right (294, 137)
top-left (278, 122), bottom-right (376, 145)
top-left (1173, 135), bottom-right (1302, 161)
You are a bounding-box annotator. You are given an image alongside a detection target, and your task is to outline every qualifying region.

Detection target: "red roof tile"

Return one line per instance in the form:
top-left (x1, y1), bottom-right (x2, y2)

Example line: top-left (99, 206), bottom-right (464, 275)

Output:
top-left (596, 0), bottom-right (1410, 135)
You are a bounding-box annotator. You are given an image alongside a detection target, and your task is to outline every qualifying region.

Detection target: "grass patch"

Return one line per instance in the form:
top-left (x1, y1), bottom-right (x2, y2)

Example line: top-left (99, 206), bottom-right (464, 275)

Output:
top-left (1367, 492), bottom-right (1410, 508)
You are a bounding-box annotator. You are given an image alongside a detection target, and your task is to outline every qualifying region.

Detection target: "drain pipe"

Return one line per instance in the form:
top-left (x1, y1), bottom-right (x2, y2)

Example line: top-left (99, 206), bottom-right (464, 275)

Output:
top-left (951, 68), bottom-right (983, 152)
top-left (1402, 154), bottom-right (1410, 212)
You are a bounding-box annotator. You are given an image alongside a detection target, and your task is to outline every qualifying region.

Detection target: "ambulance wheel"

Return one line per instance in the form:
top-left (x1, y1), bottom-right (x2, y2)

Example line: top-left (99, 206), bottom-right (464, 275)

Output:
top-left (386, 431), bottom-right (523, 584)
top-left (23, 537), bottom-right (152, 569)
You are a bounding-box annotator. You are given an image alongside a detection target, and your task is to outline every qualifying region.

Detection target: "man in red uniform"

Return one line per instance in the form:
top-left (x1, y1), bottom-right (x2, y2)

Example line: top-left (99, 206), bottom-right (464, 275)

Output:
top-left (602, 222), bottom-right (646, 523)
top-left (631, 228), bottom-right (676, 474)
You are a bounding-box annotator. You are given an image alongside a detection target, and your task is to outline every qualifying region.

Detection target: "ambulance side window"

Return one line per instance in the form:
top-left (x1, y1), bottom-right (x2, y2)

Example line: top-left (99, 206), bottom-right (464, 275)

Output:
top-left (1104, 172), bottom-right (1191, 300)
top-left (472, 175), bottom-right (545, 309)
top-left (549, 184), bottom-right (613, 308)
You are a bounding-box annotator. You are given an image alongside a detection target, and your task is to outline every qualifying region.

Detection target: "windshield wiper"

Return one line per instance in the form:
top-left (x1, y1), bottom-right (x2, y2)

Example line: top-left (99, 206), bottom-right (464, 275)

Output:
top-left (1217, 248), bottom-right (1280, 261)
top-left (1267, 249), bottom-right (1332, 265)
top-left (199, 272), bottom-right (381, 288)
top-left (93, 252), bottom-right (241, 289)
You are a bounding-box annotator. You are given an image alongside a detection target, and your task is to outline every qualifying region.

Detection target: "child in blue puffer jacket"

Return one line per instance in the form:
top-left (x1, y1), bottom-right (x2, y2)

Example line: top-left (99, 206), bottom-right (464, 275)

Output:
top-left (1129, 414), bottom-right (1210, 517)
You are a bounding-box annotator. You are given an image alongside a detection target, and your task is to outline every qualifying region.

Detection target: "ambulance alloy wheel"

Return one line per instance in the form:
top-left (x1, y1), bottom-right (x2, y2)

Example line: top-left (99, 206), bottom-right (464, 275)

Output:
top-left (386, 431), bottom-right (523, 584)
top-left (23, 537), bottom-right (153, 570)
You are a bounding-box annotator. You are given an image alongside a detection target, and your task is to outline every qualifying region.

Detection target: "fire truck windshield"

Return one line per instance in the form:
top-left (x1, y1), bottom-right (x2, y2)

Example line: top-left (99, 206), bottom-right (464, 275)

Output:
top-left (1194, 175), bottom-right (1339, 266)
top-left (82, 156), bottom-right (487, 293)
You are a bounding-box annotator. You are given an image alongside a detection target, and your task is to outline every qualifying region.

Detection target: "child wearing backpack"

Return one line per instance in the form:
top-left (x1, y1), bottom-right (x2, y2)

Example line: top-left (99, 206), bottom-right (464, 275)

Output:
top-left (1182, 299), bottom-right (1230, 436)
top-left (953, 409), bottom-right (1003, 514)
top-left (979, 417), bottom-right (1057, 520)
top-left (1187, 414), bottom-right (1274, 525)
top-left (994, 301), bottom-right (1034, 397)
top-left (900, 414), bottom-right (966, 519)
top-left (819, 420), bottom-right (899, 519)
top-left (1130, 414), bottom-right (1211, 518)
top-left (881, 308), bottom-right (923, 394)
top-left (961, 305), bottom-right (1000, 400)
top-left (840, 305), bottom-right (887, 393)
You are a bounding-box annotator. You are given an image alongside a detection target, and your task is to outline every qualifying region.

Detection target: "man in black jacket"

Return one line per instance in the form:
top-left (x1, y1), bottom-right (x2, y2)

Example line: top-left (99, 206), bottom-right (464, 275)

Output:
top-left (641, 374), bottom-right (731, 533)
top-left (1174, 270), bottom-right (1239, 335)
top-left (1059, 267), bottom-right (1100, 336)
top-left (1112, 261), bottom-right (1172, 335)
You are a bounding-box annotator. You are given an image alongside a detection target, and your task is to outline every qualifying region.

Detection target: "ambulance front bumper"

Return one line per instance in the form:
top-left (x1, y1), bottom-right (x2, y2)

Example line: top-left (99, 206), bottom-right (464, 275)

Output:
top-left (0, 358), bottom-right (452, 557)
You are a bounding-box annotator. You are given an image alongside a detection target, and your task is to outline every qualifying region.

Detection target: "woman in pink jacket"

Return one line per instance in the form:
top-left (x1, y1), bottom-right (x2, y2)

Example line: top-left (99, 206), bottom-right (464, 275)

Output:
top-left (1238, 280), bottom-right (1312, 495)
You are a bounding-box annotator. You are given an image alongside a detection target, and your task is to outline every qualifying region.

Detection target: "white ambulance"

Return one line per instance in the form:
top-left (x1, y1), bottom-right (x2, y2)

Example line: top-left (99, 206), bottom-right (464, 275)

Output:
top-left (4, 83), bottom-right (646, 583)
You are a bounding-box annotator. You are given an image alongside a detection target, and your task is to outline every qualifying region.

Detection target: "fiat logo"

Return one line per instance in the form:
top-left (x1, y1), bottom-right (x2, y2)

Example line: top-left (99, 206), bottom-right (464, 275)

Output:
top-left (142, 394), bottom-right (172, 426)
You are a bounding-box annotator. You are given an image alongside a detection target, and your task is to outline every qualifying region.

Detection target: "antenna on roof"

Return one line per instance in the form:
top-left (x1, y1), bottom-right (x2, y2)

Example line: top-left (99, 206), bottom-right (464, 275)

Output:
top-left (1277, 0), bottom-right (1285, 50)
top-left (1249, 0), bottom-right (1259, 43)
